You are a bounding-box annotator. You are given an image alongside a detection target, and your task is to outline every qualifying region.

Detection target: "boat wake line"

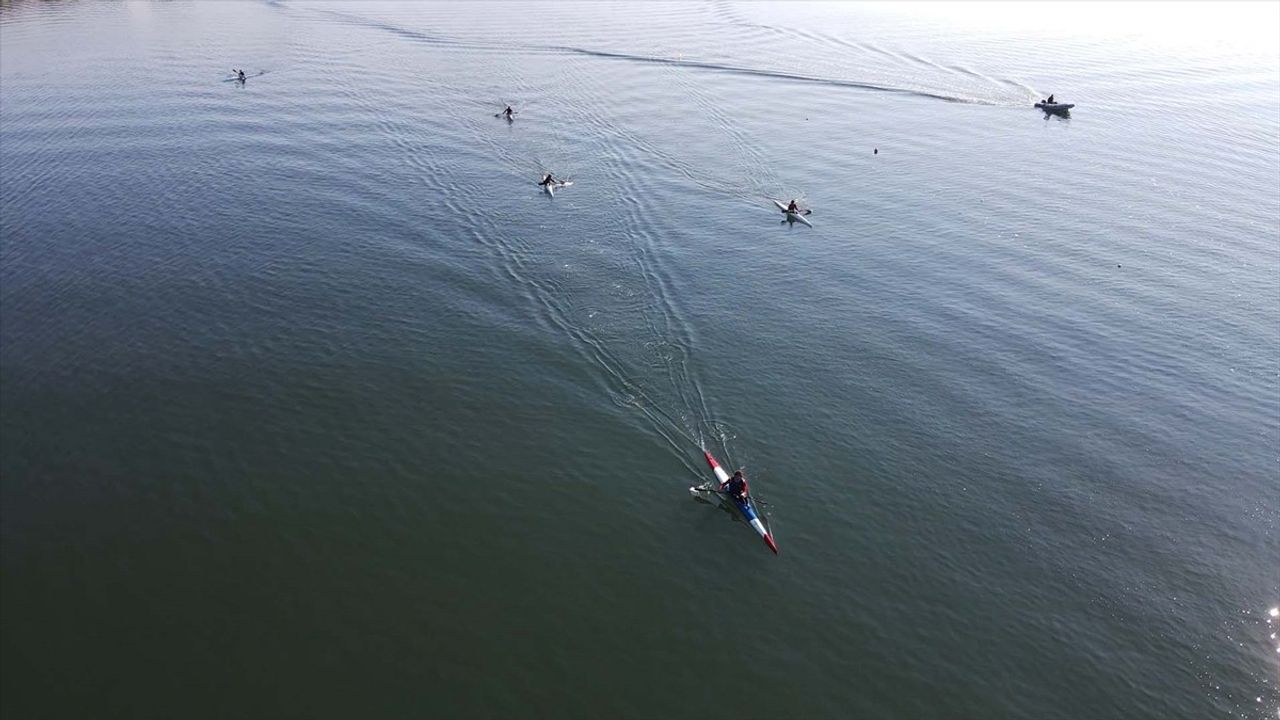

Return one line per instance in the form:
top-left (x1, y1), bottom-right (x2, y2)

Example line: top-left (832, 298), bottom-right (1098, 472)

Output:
top-left (298, 6), bottom-right (1012, 107)
top-left (545, 45), bottom-right (988, 105)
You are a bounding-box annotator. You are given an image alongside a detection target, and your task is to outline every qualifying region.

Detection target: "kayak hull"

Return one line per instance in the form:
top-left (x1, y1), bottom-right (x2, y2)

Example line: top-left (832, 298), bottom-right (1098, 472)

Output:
top-left (771, 199), bottom-right (812, 227)
top-left (700, 451), bottom-right (778, 554)
top-left (1035, 102), bottom-right (1074, 112)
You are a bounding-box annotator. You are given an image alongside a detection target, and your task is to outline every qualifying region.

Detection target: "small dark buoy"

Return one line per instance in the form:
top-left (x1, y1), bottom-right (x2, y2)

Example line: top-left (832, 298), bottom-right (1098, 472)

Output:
top-left (1117, 264), bottom-right (1122, 268)
top-left (874, 148), bottom-right (878, 154)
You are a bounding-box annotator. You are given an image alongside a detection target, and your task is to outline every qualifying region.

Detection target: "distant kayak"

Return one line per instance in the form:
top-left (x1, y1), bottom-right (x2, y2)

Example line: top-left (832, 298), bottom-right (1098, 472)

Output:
top-left (1035, 102), bottom-right (1074, 112)
top-left (222, 71), bottom-right (266, 82)
top-left (772, 199), bottom-right (812, 227)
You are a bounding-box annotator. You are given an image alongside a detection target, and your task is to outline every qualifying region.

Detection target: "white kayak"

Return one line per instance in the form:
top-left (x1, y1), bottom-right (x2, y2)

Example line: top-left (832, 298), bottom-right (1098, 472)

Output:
top-left (541, 180), bottom-right (573, 196)
top-left (772, 199), bottom-right (812, 227)
top-left (1035, 102), bottom-right (1074, 112)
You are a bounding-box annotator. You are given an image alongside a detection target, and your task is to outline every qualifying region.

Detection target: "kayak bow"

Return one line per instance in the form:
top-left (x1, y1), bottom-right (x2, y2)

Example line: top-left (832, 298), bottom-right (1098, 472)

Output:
top-left (700, 451), bottom-right (778, 554)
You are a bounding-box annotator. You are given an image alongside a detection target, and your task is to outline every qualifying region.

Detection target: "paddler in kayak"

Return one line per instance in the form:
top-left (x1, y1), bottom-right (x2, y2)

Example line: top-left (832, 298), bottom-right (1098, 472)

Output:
top-left (236, 69), bottom-right (246, 82)
top-left (722, 470), bottom-right (749, 502)
top-left (539, 173), bottom-right (559, 187)
top-left (786, 199), bottom-right (801, 214)
top-left (502, 105), bottom-right (515, 119)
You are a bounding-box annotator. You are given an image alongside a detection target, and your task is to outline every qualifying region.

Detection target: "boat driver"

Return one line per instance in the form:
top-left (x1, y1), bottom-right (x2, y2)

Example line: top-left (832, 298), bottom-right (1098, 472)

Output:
top-left (723, 470), bottom-right (749, 501)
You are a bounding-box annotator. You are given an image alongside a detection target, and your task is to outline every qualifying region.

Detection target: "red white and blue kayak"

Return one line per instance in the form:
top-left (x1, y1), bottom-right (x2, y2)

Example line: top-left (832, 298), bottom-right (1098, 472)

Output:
top-left (697, 450), bottom-right (778, 554)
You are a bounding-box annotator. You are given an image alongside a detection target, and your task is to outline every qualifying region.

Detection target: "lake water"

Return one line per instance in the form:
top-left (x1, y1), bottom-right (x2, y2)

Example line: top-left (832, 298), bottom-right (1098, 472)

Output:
top-left (2, 2), bottom-right (1277, 718)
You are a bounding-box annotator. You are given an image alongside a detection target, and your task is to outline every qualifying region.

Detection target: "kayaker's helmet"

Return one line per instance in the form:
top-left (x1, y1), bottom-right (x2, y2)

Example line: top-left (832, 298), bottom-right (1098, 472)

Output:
top-left (732, 470), bottom-right (743, 479)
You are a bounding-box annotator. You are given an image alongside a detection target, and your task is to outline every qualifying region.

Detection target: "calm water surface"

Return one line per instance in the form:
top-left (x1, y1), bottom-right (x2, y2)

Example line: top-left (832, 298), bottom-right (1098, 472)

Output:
top-left (2, 2), bottom-right (1278, 718)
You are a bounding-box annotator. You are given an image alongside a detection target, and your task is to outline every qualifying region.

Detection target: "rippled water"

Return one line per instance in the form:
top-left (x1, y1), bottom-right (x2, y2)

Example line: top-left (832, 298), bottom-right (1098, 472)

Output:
top-left (3, 2), bottom-right (1277, 718)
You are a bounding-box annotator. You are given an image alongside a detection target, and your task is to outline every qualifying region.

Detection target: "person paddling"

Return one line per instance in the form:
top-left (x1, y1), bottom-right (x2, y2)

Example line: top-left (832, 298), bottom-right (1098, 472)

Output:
top-left (786, 199), bottom-right (800, 214)
top-left (539, 173), bottom-right (559, 187)
top-left (722, 470), bottom-right (749, 502)
top-left (237, 69), bottom-right (246, 81)
top-left (502, 105), bottom-right (515, 119)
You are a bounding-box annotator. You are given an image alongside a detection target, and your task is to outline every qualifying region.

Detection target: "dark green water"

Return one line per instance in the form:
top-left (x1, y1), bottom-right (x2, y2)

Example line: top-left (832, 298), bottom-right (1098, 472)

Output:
top-left (2, 2), bottom-right (1278, 717)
